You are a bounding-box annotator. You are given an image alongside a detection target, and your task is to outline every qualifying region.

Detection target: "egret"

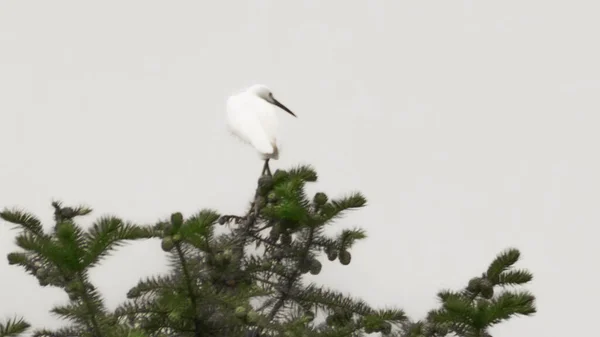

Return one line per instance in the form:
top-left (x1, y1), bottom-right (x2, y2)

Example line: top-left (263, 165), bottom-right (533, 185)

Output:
top-left (226, 84), bottom-right (297, 176)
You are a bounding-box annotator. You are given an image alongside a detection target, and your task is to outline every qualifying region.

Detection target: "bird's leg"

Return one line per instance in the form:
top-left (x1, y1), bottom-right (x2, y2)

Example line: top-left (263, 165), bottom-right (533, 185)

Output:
top-left (266, 162), bottom-right (272, 176)
top-left (261, 159), bottom-right (271, 176)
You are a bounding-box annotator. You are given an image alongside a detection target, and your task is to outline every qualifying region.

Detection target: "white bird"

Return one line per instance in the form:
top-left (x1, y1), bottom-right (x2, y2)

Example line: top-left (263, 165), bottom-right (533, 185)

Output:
top-left (226, 84), bottom-right (297, 176)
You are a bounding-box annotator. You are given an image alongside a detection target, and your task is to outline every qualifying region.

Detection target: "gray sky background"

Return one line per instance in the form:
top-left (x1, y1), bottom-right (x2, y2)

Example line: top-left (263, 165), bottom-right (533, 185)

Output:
top-left (1, 1), bottom-right (598, 336)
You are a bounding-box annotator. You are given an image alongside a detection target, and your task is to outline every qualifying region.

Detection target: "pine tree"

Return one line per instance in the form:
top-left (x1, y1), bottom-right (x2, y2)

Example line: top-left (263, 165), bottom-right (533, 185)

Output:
top-left (1, 201), bottom-right (152, 337)
top-left (117, 165), bottom-right (407, 337)
top-left (2, 165), bottom-right (537, 337)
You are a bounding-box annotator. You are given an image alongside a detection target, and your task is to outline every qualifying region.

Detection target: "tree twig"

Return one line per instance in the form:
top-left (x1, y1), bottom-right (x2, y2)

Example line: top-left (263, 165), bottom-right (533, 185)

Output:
top-left (175, 243), bottom-right (201, 337)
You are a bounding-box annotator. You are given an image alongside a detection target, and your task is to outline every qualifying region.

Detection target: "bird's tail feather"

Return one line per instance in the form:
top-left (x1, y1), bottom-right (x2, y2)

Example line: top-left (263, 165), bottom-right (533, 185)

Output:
top-left (257, 142), bottom-right (279, 160)
top-left (270, 144), bottom-right (279, 160)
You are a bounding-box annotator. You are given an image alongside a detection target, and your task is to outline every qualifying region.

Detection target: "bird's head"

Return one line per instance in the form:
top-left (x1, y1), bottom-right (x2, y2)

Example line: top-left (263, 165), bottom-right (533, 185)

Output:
top-left (247, 84), bottom-right (297, 118)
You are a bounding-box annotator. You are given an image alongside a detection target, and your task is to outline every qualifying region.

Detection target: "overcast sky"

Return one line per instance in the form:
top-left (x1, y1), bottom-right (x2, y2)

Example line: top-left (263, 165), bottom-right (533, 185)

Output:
top-left (1, 1), bottom-right (598, 336)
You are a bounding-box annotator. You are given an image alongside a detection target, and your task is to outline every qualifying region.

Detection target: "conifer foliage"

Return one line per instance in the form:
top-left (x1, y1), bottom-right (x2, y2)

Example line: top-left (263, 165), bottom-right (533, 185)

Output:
top-left (1, 165), bottom-right (536, 337)
top-left (117, 165), bottom-right (407, 337)
top-left (1, 201), bottom-right (152, 337)
top-left (0, 317), bottom-right (30, 337)
top-left (399, 248), bottom-right (535, 337)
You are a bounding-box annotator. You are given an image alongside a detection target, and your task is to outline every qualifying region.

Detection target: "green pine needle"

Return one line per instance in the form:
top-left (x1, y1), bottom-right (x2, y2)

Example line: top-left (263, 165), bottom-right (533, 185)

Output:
top-left (488, 291), bottom-right (536, 322)
top-left (179, 209), bottom-right (220, 243)
top-left (127, 275), bottom-right (176, 299)
top-left (497, 269), bottom-right (533, 286)
top-left (287, 165), bottom-right (318, 182)
top-left (82, 217), bottom-right (152, 268)
top-left (371, 308), bottom-right (408, 323)
top-left (337, 228), bottom-right (367, 251)
top-left (330, 192), bottom-right (367, 210)
top-left (32, 326), bottom-right (81, 337)
top-left (436, 290), bottom-right (461, 302)
top-left (297, 284), bottom-right (372, 315)
top-left (5, 252), bottom-right (28, 266)
top-left (14, 232), bottom-right (48, 257)
top-left (0, 209), bottom-right (45, 236)
top-left (50, 303), bottom-right (88, 323)
top-left (442, 296), bottom-right (474, 318)
top-left (487, 248), bottom-right (521, 282)
top-left (0, 317), bottom-right (30, 337)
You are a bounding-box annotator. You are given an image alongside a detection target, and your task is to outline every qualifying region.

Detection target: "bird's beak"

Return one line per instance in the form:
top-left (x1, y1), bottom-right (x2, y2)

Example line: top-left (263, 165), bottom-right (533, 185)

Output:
top-left (272, 98), bottom-right (297, 117)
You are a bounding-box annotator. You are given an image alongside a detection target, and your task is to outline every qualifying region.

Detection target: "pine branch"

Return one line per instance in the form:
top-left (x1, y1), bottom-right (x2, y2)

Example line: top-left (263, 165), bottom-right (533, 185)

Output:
top-left (178, 210), bottom-right (220, 250)
top-left (424, 248), bottom-right (536, 337)
top-left (337, 228), bottom-right (367, 252)
top-left (174, 239), bottom-right (201, 337)
top-left (82, 217), bottom-right (152, 268)
top-left (297, 284), bottom-right (372, 315)
top-left (114, 302), bottom-right (171, 322)
top-left (370, 308), bottom-right (408, 323)
top-left (488, 291), bottom-right (536, 323)
top-left (319, 192), bottom-right (367, 223)
top-left (5, 252), bottom-right (39, 277)
top-left (0, 317), bottom-right (30, 337)
top-left (13, 232), bottom-right (51, 259)
top-left (286, 165), bottom-right (318, 183)
top-left (0, 209), bottom-right (45, 236)
top-left (53, 222), bottom-right (87, 272)
top-left (75, 272), bottom-right (105, 337)
top-left (50, 302), bottom-right (89, 323)
top-left (126, 275), bottom-right (177, 299)
top-left (217, 176), bottom-right (269, 283)
top-left (263, 224), bottom-right (318, 326)
top-left (497, 269), bottom-right (533, 286)
top-left (32, 327), bottom-right (82, 337)
top-left (486, 248), bottom-right (520, 283)
top-left (51, 201), bottom-right (92, 224)
top-left (2, 202), bottom-right (143, 337)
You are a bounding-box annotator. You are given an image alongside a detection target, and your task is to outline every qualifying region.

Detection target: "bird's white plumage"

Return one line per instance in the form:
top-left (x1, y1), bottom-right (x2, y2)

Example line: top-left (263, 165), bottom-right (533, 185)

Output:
top-left (226, 85), bottom-right (282, 159)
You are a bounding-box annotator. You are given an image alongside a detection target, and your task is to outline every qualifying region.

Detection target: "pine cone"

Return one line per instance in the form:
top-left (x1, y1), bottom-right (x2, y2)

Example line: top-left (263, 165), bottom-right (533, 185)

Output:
top-left (235, 306), bottom-right (247, 319)
top-left (326, 247), bottom-right (338, 261)
top-left (480, 278), bottom-right (494, 299)
top-left (272, 170), bottom-right (288, 182)
top-left (339, 250), bottom-right (351, 265)
top-left (300, 261), bottom-right (311, 274)
top-left (467, 277), bottom-right (481, 292)
top-left (60, 207), bottom-right (76, 219)
top-left (280, 233), bottom-right (292, 245)
top-left (313, 192), bottom-right (328, 206)
top-left (380, 322), bottom-right (392, 334)
top-left (267, 192), bottom-right (279, 204)
top-left (170, 212), bottom-right (184, 228)
top-left (309, 259), bottom-right (322, 275)
top-left (161, 237), bottom-right (175, 252)
top-left (269, 224), bottom-right (281, 240)
top-left (35, 268), bottom-right (48, 279)
top-left (246, 311), bottom-right (260, 325)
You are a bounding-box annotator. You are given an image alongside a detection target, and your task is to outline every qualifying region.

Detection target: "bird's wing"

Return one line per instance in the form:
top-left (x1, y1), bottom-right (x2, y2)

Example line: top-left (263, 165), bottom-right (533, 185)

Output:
top-left (226, 94), bottom-right (277, 156)
top-left (255, 100), bottom-right (278, 147)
